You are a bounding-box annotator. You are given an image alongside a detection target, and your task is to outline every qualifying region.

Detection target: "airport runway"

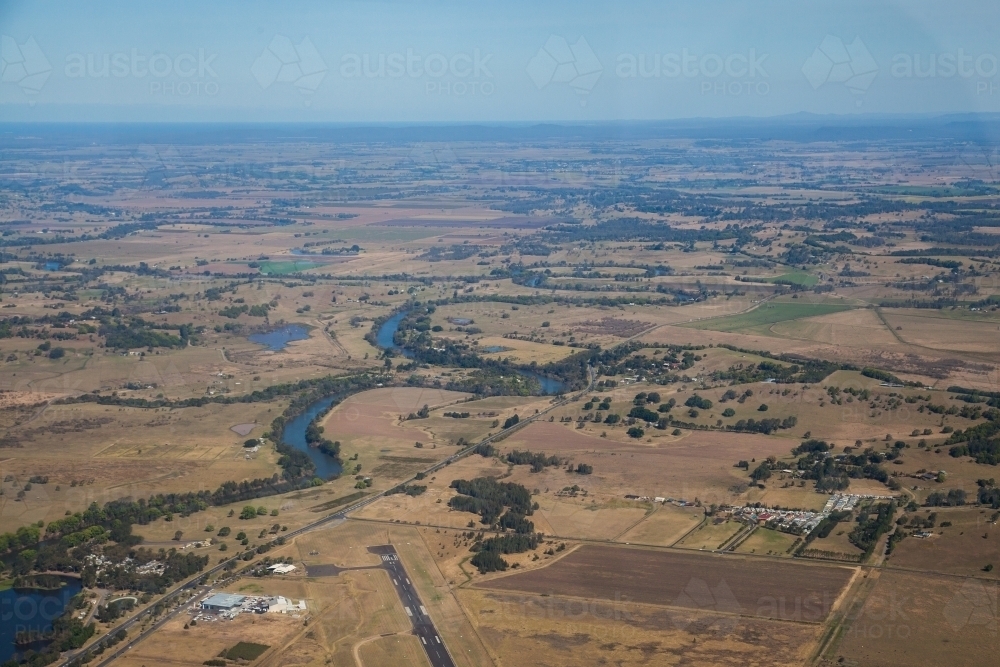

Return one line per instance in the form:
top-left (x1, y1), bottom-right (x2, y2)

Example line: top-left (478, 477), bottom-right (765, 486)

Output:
top-left (367, 545), bottom-right (456, 667)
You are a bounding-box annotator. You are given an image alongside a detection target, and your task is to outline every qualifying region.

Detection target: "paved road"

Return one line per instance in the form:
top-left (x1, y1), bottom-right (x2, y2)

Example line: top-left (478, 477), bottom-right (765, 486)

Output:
top-left (368, 545), bottom-right (455, 667)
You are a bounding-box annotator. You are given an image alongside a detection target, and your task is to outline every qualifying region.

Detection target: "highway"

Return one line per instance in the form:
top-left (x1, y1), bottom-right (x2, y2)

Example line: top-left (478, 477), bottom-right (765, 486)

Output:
top-left (368, 545), bottom-right (456, 667)
top-left (60, 368), bottom-right (592, 666)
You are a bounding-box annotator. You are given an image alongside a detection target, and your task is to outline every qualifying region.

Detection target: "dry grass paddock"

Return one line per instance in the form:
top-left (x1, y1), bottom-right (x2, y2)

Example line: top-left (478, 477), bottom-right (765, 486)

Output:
top-left (479, 544), bottom-right (856, 623)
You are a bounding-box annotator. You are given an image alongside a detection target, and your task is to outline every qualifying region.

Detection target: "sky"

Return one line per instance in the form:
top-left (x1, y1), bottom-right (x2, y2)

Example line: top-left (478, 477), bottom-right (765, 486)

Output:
top-left (1, 0), bottom-right (999, 122)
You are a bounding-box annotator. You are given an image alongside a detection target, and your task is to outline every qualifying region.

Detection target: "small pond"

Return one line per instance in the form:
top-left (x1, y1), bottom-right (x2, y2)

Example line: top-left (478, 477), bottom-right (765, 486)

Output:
top-left (248, 324), bottom-right (309, 351)
top-left (0, 578), bottom-right (83, 664)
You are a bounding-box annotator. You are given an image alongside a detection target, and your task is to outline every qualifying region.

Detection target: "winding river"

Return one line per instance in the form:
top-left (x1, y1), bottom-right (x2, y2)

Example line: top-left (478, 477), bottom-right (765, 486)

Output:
top-left (374, 312), bottom-right (567, 395)
top-left (279, 395), bottom-right (344, 480)
top-left (277, 310), bottom-right (570, 477)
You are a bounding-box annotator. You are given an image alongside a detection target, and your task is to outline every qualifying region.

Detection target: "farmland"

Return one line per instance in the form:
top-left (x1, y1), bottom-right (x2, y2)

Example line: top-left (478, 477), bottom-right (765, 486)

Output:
top-left (1, 122), bottom-right (1000, 667)
top-left (480, 545), bottom-right (857, 623)
top-left (680, 301), bottom-right (856, 333)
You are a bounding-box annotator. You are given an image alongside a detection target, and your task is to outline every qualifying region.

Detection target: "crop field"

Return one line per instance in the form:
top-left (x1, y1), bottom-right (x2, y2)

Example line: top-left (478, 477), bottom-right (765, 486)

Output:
top-left (481, 545), bottom-right (857, 623)
top-left (768, 307), bottom-right (901, 347)
top-left (675, 519), bottom-right (745, 551)
top-left (879, 308), bottom-right (1000, 356)
top-left (681, 301), bottom-right (855, 333)
top-left (618, 505), bottom-right (706, 546)
top-left (833, 570), bottom-right (998, 667)
top-left (734, 527), bottom-right (799, 556)
top-left (459, 586), bottom-right (825, 667)
top-left (768, 270), bottom-right (820, 287)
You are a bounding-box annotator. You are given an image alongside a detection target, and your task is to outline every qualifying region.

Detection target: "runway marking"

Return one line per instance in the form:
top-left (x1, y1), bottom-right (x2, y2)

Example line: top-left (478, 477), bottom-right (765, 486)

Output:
top-left (404, 606), bottom-right (413, 616)
top-left (421, 636), bottom-right (427, 644)
top-left (420, 605), bottom-right (427, 615)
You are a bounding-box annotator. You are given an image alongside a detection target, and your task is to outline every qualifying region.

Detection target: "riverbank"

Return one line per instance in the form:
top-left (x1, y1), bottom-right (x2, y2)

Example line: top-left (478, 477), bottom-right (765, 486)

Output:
top-left (373, 307), bottom-right (569, 395)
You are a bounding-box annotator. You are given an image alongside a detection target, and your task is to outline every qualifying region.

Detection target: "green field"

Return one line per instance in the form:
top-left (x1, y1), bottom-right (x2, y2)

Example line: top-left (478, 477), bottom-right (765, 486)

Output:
top-left (735, 527), bottom-right (798, 556)
top-left (681, 301), bottom-right (854, 333)
top-left (257, 260), bottom-right (324, 275)
top-left (222, 642), bottom-right (270, 661)
top-left (767, 270), bottom-right (819, 287)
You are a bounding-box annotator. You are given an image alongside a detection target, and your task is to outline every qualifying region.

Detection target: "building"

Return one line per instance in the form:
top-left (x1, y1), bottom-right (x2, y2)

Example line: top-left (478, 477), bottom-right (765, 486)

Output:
top-left (268, 563), bottom-right (296, 575)
top-left (266, 596), bottom-right (307, 614)
top-left (201, 593), bottom-right (246, 612)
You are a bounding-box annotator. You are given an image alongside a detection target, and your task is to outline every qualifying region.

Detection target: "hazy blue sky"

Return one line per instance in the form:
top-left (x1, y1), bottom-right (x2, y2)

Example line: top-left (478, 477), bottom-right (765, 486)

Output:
top-left (1, 0), bottom-right (998, 122)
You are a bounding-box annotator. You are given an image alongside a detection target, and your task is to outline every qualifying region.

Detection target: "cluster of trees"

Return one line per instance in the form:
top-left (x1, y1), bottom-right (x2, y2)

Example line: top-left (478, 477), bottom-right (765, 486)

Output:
top-left (978, 480), bottom-right (1000, 508)
top-left (0, 525), bottom-right (41, 554)
top-left (713, 358), bottom-right (842, 385)
top-left (470, 532), bottom-right (543, 574)
top-left (860, 367), bottom-right (922, 387)
top-left (473, 443), bottom-right (497, 457)
top-left (95, 597), bottom-right (136, 622)
top-left (218, 303), bottom-right (271, 318)
top-left (925, 489), bottom-right (967, 506)
top-left (449, 477), bottom-right (535, 526)
top-left (724, 416), bottom-right (797, 435)
top-left (685, 394), bottom-right (713, 410)
top-left (849, 502), bottom-right (896, 558)
top-left (796, 445), bottom-right (890, 492)
top-left (505, 449), bottom-right (561, 472)
top-left (305, 422), bottom-right (341, 461)
top-left (2, 472), bottom-right (306, 577)
top-left (95, 315), bottom-right (196, 350)
top-left (628, 405), bottom-right (659, 422)
top-left (741, 440), bottom-right (894, 493)
top-left (90, 548), bottom-right (209, 593)
top-left (385, 484), bottom-right (427, 497)
top-left (947, 419), bottom-right (1000, 465)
